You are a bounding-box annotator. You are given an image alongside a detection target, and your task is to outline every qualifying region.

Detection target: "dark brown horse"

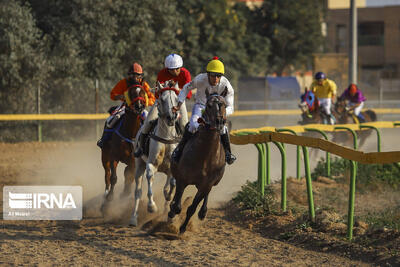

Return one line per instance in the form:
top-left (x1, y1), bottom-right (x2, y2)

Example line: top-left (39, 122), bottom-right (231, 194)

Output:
top-left (333, 97), bottom-right (377, 148)
top-left (168, 89), bottom-right (228, 233)
top-left (101, 82), bottom-right (146, 206)
top-left (298, 89), bottom-right (339, 125)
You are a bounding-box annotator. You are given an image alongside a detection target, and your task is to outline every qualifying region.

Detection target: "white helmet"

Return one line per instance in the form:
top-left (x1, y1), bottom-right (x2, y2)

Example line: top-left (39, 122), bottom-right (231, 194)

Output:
top-left (164, 54), bottom-right (183, 69)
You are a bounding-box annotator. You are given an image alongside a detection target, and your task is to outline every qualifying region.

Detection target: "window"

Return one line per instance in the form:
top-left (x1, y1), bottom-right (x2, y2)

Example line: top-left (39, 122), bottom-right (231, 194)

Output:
top-left (358, 22), bottom-right (384, 46)
top-left (336, 24), bottom-right (346, 52)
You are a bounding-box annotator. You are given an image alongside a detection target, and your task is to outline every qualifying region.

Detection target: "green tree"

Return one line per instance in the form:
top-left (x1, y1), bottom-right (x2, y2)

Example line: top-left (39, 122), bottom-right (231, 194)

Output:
top-left (254, 0), bottom-right (324, 75)
top-left (0, 0), bottom-right (48, 113)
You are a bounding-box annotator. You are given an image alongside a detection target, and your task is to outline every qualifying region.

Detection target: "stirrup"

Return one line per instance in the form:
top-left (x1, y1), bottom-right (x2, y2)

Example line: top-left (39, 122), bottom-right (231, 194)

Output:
top-left (97, 139), bottom-right (103, 148)
top-left (133, 147), bottom-right (143, 157)
top-left (171, 147), bottom-right (181, 162)
top-left (226, 153), bottom-right (236, 165)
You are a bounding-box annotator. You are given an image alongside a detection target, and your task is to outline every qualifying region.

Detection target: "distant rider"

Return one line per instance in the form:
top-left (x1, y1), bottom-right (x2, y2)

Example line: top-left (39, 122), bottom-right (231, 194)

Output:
top-left (339, 83), bottom-right (367, 123)
top-left (171, 57), bottom-right (236, 165)
top-left (310, 72), bottom-right (337, 125)
top-left (97, 62), bottom-right (155, 148)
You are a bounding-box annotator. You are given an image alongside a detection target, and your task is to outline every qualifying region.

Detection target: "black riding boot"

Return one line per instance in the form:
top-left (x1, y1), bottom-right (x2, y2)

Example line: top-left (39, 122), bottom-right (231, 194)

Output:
top-left (97, 127), bottom-right (112, 149)
top-left (133, 133), bottom-right (148, 157)
top-left (171, 128), bottom-right (193, 163)
top-left (221, 133), bottom-right (236, 165)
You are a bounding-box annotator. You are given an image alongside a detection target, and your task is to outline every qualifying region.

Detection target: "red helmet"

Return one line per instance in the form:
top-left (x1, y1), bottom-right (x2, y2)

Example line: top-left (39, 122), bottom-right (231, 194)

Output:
top-left (128, 62), bottom-right (143, 75)
top-left (349, 84), bottom-right (357, 95)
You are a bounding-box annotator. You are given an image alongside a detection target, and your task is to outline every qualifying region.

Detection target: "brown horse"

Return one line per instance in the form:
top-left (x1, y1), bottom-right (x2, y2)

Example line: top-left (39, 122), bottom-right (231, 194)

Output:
top-left (333, 97), bottom-right (377, 148)
top-left (101, 82), bottom-right (146, 206)
top-left (298, 89), bottom-right (339, 125)
top-left (168, 89), bottom-right (228, 234)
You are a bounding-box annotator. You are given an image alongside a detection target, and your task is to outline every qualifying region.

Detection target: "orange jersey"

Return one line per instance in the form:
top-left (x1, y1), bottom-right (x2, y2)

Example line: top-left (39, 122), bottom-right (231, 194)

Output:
top-left (110, 78), bottom-right (155, 106)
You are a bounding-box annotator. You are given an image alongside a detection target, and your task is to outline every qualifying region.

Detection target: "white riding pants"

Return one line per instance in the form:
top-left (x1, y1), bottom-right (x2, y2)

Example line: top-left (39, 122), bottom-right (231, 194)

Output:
top-left (319, 98), bottom-right (332, 115)
top-left (349, 102), bottom-right (364, 116)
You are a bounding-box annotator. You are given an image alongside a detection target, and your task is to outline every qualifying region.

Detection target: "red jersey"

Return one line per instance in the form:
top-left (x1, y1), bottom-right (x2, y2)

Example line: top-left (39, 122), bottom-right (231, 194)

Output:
top-left (110, 78), bottom-right (156, 106)
top-left (157, 67), bottom-right (192, 99)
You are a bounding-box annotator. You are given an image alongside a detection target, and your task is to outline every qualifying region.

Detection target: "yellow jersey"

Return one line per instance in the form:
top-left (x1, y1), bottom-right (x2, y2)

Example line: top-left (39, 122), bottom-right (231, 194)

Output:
top-left (310, 79), bottom-right (337, 98)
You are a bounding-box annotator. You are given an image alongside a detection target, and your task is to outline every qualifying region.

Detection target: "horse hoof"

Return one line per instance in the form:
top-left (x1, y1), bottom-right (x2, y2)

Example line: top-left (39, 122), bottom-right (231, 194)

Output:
top-left (148, 203), bottom-right (158, 213)
top-left (198, 210), bottom-right (207, 220)
top-left (165, 194), bottom-right (172, 202)
top-left (129, 216), bottom-right (138, 226)
top-left (179, 225), bottom-right (187, 234)
top-left (168, 211), bottom-right (176, 219)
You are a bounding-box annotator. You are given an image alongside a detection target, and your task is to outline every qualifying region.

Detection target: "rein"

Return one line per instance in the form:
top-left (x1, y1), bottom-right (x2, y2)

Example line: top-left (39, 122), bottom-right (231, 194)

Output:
top-left (156, 87), bottom-right (180, 99)
top-left (149, 133), bottom-right (180, 144)
top-left (104, 117), bottom-right (138, 144)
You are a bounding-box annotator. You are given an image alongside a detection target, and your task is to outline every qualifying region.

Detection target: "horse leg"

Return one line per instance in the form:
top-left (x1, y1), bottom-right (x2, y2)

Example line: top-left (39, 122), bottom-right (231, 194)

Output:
top-left (179, 189), bottom-right (207, 234)
top-left (145, 162), bottom-right (158, 213)
top-left (106, 161), bottom-right (118, 201)
top-left (164, 174), bottom-right (176, 202)
top-left (103, 161), bottom-right (112, 198)
top-left (129, 159), bottom-right (146, 226)
top-left (168, 181), bottom-right (186, 219)
top-left (121, 164), bottom-right (134, 198)
top-left (198, 192), bottom-right (210, 220)
top-left (101, 159), bottom-right (112, 215)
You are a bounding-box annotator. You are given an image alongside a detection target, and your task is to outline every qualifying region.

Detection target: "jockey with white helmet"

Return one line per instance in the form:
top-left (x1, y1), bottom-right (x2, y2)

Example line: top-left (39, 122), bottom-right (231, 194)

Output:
top-left (134, 53), bottom-right (192, 157)
top-left (171, 57), bottom-right (236, 165)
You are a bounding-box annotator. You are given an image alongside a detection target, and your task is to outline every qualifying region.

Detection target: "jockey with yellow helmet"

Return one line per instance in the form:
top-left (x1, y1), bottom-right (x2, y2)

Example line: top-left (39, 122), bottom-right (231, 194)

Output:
top-left (171, 57), bottom-right (236, 165)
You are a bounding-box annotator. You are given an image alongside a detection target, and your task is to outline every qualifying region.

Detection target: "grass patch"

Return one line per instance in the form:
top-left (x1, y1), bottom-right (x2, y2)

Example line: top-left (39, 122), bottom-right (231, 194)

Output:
top-left (232, 180), bottom-right (277, 217)
top-left (312, 157), bottom-right (400, 188)
top-left (364, 206), bottom-right (400, 231)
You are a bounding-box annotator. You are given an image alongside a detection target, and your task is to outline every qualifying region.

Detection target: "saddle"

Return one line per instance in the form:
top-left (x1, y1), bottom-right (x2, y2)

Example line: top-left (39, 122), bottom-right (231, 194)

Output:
top-left (143, 119), bottom-right (183, 156)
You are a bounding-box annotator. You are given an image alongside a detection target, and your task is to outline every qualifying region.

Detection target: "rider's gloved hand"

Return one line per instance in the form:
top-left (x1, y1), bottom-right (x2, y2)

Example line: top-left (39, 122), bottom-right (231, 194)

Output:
top-left (172, 101), bottom-right (183, 113)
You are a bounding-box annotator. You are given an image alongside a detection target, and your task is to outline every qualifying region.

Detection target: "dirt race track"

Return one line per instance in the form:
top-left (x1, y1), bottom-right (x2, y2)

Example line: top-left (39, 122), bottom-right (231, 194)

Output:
top-left (1, 115), bottom-right (399, 266)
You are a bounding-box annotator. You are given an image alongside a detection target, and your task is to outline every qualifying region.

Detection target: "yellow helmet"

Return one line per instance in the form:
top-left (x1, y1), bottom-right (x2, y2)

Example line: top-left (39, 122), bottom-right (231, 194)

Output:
top-left (206, 57), bottom-right (224, 75)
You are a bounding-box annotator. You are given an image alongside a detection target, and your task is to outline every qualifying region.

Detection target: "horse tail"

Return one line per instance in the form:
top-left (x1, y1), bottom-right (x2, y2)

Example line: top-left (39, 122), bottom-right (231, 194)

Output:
top-left (365, 109), bottom-right (377, 122)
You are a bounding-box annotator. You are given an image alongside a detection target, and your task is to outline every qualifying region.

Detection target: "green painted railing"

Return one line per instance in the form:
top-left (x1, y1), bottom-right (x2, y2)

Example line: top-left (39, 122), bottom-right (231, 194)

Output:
top-left (347, 160), bottom-right (357, 241)
top-left (302, 146), bottom-right (315, 220)
top-left (305, 128), bottom-right (331, 177)
top-left (334, 126), bottom-right (358, 150)
top-left (231, 122), bottom-right (400, 240)
top-left (360, 124), bottom-right (381, 152)
top-left (277, 129), bottom-right (301, 179)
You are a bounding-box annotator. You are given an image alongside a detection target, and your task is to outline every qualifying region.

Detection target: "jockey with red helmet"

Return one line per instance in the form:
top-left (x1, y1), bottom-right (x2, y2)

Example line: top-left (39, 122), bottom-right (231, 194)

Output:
top-left (339, 84), bottom-right (367, 123)
top-left (134, 53), bottom-right (193, 157)
top-left (171, 57), bottom-right (236, 165)
top-left (97, 62), bottom-right (155, 148)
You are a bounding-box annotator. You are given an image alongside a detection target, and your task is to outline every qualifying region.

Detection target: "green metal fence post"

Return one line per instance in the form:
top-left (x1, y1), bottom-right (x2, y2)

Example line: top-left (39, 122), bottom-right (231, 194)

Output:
top-left (255, 143), bottom-right (266, 195)
top-left (272, 141), bottom-right (287, 212)
top-left (334, 126), bottom-right (358, 150)
top-left (277, 129), bottom-right (301, 179)
top-left (235, 132), bottom-right (266, 195)
top-left (305, 128), bottom-right (331, 177)
top-left (347, 160), bottom-right (357, 241)
top-left (360, 125), bottom-right (381, 152)
top-left (265, 142), bottom-right (271, 185)
top-left (302, 146), bottom-right (315, 221)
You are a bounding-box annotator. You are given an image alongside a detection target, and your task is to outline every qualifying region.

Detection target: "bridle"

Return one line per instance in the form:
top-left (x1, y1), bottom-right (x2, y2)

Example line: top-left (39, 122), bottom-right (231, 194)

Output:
top-left (157, 87), bottom-right (179, 121)
top-left (126, 84), bottom-right (146, 114)
top-left (202, 94), bottom-right (226, 131)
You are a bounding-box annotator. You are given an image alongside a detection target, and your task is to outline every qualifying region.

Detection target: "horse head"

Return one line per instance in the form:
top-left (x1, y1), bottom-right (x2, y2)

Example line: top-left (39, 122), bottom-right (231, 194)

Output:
top-left (156, 80), bottom-right (180, 126)
top-left (126, 82), bottom-right (146, 115)
top-left (202, 88), bottom-right (227, 132)
top-left (299, 89), bottom-right (317, 114)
